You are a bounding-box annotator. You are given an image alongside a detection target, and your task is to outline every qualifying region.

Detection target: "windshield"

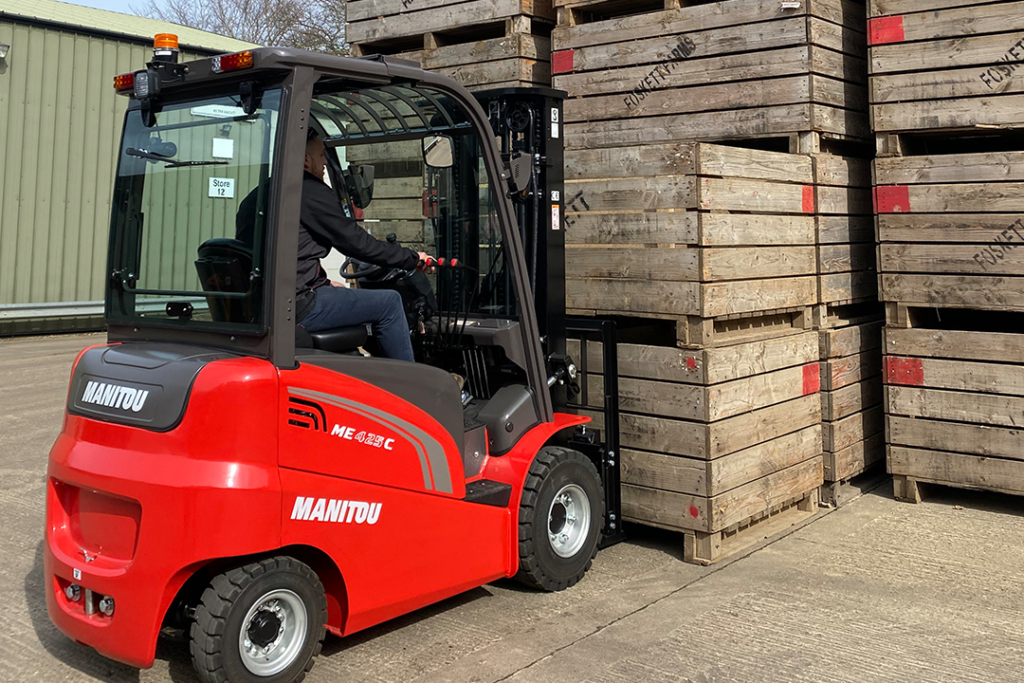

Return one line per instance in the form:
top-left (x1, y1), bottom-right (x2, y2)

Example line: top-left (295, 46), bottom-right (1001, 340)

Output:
top-left (107, 88), bottom-right (282, 332)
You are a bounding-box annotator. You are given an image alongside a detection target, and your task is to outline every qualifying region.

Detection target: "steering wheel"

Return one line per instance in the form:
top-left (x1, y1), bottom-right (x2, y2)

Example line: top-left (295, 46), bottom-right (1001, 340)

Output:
top-left (341, 258), bottom-right (386, 280)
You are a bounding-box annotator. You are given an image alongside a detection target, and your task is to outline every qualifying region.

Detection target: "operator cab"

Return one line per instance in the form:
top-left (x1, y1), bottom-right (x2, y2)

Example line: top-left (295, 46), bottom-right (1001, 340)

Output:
top-left (106, 49), bottom-right (555, 465)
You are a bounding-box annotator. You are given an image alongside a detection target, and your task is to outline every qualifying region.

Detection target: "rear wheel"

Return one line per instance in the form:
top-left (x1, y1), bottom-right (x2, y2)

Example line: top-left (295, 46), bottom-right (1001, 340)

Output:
top-left (515, 447), bottom-right (603, 591)
top-left (190, 556), bottom-right (327, 683)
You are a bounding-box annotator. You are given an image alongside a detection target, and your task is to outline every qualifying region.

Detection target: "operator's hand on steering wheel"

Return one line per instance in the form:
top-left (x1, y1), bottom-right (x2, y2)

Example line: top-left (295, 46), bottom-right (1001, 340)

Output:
top-left (417, 252), bottom-right (436, 273)
top-left (330, 280), bottom-right (346, 287)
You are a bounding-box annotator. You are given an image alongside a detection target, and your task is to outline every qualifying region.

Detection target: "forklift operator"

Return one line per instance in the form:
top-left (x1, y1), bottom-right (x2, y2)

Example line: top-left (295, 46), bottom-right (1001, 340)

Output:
top-left (239, 130), bottom-right (434, 362)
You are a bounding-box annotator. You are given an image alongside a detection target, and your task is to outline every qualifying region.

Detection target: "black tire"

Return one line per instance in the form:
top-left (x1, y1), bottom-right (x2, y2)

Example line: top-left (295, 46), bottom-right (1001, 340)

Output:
top-left (515, 447), bottom-right (604, 591)
top-left (190, 556), bottom-right (328, 683)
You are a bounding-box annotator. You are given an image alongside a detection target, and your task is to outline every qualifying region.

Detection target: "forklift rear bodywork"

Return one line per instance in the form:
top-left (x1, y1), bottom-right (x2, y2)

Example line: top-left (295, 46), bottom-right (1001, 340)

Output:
top-left (45, 46), bottom-right (620, 680)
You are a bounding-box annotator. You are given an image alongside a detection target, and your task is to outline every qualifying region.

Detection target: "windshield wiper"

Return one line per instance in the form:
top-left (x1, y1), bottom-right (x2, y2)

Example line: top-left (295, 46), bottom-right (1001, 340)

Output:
top-left (125, 147), bottom-right (228, 169)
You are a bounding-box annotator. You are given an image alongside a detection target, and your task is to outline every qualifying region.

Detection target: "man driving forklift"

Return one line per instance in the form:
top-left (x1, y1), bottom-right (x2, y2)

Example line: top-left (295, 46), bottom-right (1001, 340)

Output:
top-left (238, 129), bottom-right (434, 361)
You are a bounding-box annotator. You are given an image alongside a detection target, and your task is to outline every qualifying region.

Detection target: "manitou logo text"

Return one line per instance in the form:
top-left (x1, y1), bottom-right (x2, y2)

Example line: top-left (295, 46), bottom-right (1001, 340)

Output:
top-left (290, 497), bottom-right (382, 525)
top-left (81, 381), bottom-right (149, 412)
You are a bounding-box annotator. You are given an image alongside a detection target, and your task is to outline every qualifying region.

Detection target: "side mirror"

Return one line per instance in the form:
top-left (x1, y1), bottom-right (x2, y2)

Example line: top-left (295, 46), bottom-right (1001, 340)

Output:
top-left (346, 164), bottom-right (375, 209)
top-left (423, 135), bottom-right (454, 168)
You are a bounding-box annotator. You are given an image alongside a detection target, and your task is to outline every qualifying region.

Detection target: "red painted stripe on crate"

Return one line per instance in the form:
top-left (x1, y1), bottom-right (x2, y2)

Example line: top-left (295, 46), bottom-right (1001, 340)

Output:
top-left (874, 185), bottom-right (911, 213)
top-left (803, 364), bottom-right (821, 395)
top-left (886, 357), bottom-right (924, 386)
top-left (686, 356), bottom-right (697, 371)
top-left (551, 49), bottom-right (574, 75)
top-left (802, 185), bottom-right (815, 213)
top-left (868, 16), bottom-right (905, 46)
top-left (689, 505), bottom-right (700, 519)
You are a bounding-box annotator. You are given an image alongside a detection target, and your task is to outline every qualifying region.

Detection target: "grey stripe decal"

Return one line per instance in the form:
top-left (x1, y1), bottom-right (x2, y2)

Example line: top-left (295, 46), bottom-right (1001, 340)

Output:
top-left (289, 387), bottom-right (453, 494)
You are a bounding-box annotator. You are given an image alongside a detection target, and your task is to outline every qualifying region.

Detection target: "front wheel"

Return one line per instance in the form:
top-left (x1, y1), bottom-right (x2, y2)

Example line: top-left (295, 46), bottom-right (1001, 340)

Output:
top-left (190, 556), bottom-right (327, 683)
top-left (515, 447), bottom-right (604, 591)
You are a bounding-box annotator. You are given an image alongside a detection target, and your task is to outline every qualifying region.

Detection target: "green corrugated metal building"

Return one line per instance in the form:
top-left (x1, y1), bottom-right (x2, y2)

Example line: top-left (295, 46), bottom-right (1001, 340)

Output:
top-left (0, 0), bottom-right (254, 334)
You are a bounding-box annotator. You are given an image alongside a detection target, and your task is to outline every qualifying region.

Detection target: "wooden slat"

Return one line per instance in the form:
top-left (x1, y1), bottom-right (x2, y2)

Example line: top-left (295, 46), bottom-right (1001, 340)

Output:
top-left (701, 214), bottom-right (818, 247)
top-left (817, 215), bottom-right (875, 244)
top-left (349, 0), bottom-right (554, 43)
top-left (877, 214), bottom-right (1024, 243)
top-left (891, 356), bottom-right (1024, 396)
top-left (564, 212), bottom-right (697, 245)
top-left (820, 320), bottom-right (883, 358)
top-left (874, 152), bottom-right (1024, 185)
top-left (703, 247), bottom-right (817, 281)
top-left (564, 177), bottom-right (696, 211)
top-left (568, 332), bottom-right (818, 386)
top-left (822, 347), bottom-right (882, 390)
top-left (880, 243), bottom-right (1024, 277)
top-left (887, 385), bottom-right (1024, 427)
top-left (876, 2), bottom-right (1024, 44)
top-left (817, 186), bottom-right (873, 215)
top-left (884, 327), bottom-right (1024, 364)
top-left (880, 273), bottom-right (1024, 311)
top-left (872, 94), bottom-right (1024, 134)
top-left (565, 144), bottom-right (696, 180)
top-left (823, 404), bottom-right (883, 451)
top-left (888, 446), bottom-right (1024, 497)
top-left (888, 415), bottom-right (1024, 461)
top-left (820, 271), bottom-right (878, 304)
top-left (824, 431), bottom-right (884, 481)
top-left (872, 66), bottom-right (1024, 105)
top-left (819, 243), bottom-right (876, 274)
top-left (823, 375), bottom-right (883, 421)
top-left (868, 0), bottom-right (986, 19)
top-left (870, 32), bottom-right (1024, 74)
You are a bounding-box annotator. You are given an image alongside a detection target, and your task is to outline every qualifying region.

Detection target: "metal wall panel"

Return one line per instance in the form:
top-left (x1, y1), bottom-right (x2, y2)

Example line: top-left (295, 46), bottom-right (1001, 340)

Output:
top-left (0, 17), bottom-right (208, 333)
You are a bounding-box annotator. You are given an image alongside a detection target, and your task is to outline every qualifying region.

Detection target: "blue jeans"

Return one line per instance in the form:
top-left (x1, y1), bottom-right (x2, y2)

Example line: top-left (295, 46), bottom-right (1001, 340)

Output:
top-left (301, 285), bottom-right (414, 362)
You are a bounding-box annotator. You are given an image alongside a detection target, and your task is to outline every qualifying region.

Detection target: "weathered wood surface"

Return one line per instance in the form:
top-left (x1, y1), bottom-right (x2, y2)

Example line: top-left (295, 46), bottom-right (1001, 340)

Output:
top-left (823, 375), bottom-right (883, 421)
top-left (878, 214), bottom-right (1024, 243)
top-left (822, 347), bottom-right (882, 390)
top-left (869, 1), bottom-right (1024, 47)
top-left (581, 393), bottom-right (821, 460)
top-left (877, 183), bottom-right (1024, 213)
top-left (819, 243), bottom-right (876, 274)
top-left (348, 0), bottom-right (555, 43)
top-left (874, 152), bottom-right (1024, 186)
top-left (868, 0), bottom-right (987, 19)
top-left (884, 327), bottom-right (1024, 364)
top-left (820, 320), bottom-right (883, 359)
top-left (824, 431), bottom-right (885, 481)
top-left (622, 455), bottom-right (823, 533)
top-left (815, 154), bottom-right (871, 188)
top-left (620, 425), bottom-right (822, 498)
top-left (888, 446), bottom-right (1024, 497)
top-left (817, 215), bottom-right (875, 244)
top-left (887, 385), bottom-right (1024, 427)
top-left (565, 276), bottom-right (818, 318)
top-left (553, 0), bottom-right (865, 51)
top-left (880, 274), bottom-right (1024, 312)
top-left (564, 104), bottom-right (870, 149)
top-left (888, 415), bottom-right (1024, 461)
top-left (824, 405), bottom-right (884, 452)
top-left (567, 331), bottom-right (818, 387)
top-left (873, 94), bottom-right (1024, 134)
top-left (565, 246), bottom-right (816, 282)
top-left (820, 271), bottom-right (878, 304)
top-left (880, 243), bottom-right (1024, 277)
top-left (888, 356), bottom-right (1024, 396)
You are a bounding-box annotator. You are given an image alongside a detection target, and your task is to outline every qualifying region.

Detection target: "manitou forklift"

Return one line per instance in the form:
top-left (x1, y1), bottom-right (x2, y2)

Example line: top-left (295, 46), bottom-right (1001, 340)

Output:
top-left (45, 39), bottom-right (622, 683)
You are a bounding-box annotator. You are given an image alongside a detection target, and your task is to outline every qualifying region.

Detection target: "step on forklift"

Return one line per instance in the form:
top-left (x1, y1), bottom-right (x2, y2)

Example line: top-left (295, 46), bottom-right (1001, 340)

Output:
top-left (45, 39), bottom-right (622, 683)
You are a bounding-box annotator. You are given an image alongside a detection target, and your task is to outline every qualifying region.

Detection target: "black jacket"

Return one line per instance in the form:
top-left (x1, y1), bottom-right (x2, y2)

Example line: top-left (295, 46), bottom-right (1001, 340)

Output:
top-left (236, 172), bottom-right (419, 320)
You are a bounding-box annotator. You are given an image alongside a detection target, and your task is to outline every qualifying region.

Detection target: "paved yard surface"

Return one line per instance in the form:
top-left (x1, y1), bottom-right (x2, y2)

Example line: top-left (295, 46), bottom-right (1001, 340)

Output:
top-left (3, 334), bottom-right (1022, 683)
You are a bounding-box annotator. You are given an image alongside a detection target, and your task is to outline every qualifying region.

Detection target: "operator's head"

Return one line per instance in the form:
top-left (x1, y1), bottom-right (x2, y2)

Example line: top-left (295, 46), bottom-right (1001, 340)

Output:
top-left (304, 129), bottom-right (327, 181)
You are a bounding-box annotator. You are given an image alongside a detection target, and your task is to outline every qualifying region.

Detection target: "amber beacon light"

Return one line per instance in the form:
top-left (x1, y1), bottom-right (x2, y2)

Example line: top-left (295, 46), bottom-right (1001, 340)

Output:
top-left (153, 33), bottom-right (179, 63)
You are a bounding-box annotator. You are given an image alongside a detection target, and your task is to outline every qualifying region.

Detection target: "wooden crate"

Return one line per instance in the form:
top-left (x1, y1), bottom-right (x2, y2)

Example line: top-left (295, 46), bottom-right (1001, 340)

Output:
top-left (819, 318), bottom-right (885, 484)
top-left (568, 332), bottom-right (824, 561)
top-left (349, 0), bottom-right (555, 89)
top-left (875, 150), bottom-right (1024, 313)
top-left (868, 0), bottom-right (1024, 135)
top-left (346, 141), bottom-right (429, 251)
top-left (565, 143), bottom-right (819, 323)
top-left (551, 0), bottom-right (869, 150)
top-left (884, 321), bottom-right (1024, 500)
top-left (814, 154), bottom-right (877, 305)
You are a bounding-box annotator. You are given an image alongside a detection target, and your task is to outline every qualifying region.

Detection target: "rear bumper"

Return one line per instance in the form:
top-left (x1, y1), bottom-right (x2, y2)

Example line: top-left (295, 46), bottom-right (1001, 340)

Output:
top-left (45, 427), bottom-right (281, 668)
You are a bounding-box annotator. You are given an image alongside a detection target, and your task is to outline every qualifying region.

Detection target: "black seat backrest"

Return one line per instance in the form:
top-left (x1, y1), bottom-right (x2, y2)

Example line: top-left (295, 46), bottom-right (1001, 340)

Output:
top-left (195, 238), bottom-right (256, 323)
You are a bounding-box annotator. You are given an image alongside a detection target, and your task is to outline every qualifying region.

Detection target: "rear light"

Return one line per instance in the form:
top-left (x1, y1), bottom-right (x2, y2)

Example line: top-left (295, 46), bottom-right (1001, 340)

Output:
top-left (212, 50), bottom-right (254, 73)
top-left (133, 71), bottom-right (151, 99)
top-left (113, 73), bottom-right (135, 91)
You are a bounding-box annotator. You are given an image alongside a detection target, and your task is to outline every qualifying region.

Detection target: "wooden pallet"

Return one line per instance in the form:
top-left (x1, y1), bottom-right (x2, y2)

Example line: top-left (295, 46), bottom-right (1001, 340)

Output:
top-left (683, 489), bottom-right (820, 565)
top-left (885, 320), bottom-right (1024, 502)
top-left (551, 0), bottom-right (870, 150)
top-left (868, 0), bottom-right (1024, 135)
top-left (820, 461), bottom-right (887, 507)
top-left (875, 148), bottom-right (1024, 313)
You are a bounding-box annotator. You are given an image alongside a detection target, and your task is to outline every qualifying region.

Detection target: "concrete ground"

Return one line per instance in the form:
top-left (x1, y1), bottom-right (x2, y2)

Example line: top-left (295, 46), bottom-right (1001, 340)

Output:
top-left (3, 333), bottom-right (1022, 683)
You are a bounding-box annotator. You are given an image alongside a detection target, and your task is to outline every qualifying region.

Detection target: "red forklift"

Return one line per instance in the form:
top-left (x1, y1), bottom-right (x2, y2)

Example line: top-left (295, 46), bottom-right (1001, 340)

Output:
top-left (45, 39), bottom-right (623, 683)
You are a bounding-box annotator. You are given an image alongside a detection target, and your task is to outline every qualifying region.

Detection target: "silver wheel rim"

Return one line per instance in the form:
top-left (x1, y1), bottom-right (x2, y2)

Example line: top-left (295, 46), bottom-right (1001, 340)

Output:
top-left (238, 589), bottom-right (307, 677)
top-left (548, 484), bottom-right (591, 558)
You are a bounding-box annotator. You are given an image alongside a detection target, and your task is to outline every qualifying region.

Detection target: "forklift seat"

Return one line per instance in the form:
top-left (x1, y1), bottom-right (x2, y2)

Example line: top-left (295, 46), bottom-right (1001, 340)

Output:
top-left (296, 323), bottom-right (370, 354)
top-left (195, 238), bottom-right (256, 323)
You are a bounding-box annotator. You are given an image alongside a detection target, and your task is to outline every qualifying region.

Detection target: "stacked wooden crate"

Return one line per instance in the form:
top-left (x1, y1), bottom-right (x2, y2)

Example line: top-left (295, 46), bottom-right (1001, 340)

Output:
top-left (565, 143), bottom-right (824, 563)
top-left (813, 153), bottom-right (885, 505)
top-left (870, 0), bottom-right (1024, 500)
top-left (551, 0), bottom-right (869, 150)
top-left (347, 0), bottom-right (555, 90)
